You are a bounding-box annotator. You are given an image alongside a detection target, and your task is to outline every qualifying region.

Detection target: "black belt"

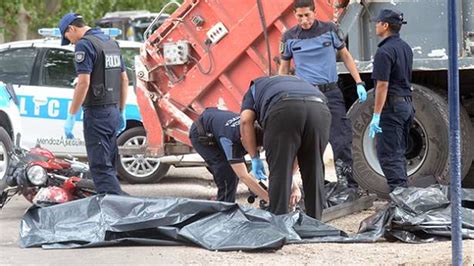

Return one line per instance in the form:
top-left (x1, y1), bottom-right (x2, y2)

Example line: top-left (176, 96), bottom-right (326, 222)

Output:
top-left (83, 103), bottom-right (118, 110)
top-left (315, 82), bottom-right (337, 93)
top-left (280, 94), bottom-right (326, 104)
top-left (387, 95), bottom-right (412, 104)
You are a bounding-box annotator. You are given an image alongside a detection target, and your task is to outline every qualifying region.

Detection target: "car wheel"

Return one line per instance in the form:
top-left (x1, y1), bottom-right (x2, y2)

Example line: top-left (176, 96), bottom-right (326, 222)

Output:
top-left (117, 126), bottom-right (170, 184)
top-left (348, 84), bottom-right (474, 199)
top-left (0, 127), bottom-right (13, 190)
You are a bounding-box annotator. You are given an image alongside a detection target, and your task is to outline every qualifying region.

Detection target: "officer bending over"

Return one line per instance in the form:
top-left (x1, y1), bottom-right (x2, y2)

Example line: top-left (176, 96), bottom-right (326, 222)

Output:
top-left (190, 108), bottom-right (302, 204)
top-left (369, 9), bottom-right (414, 191)
top-left (240, 76), bottom-right (331, 220)
top-left (59, 13), bottom-right (128, 195)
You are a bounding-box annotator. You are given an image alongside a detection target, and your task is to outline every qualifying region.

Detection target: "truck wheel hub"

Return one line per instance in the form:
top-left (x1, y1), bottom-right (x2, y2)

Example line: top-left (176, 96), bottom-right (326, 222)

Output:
top-left (362, 118), bottom-right (428, 176)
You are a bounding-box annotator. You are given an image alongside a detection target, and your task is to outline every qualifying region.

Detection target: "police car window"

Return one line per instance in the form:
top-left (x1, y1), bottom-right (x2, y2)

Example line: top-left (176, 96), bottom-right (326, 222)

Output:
top-left (121, 48), bottom-right (139, 86)
top-left (42, 49), bottom-right (76, 88)
top-left (0, 48), bottom-right (37, 85)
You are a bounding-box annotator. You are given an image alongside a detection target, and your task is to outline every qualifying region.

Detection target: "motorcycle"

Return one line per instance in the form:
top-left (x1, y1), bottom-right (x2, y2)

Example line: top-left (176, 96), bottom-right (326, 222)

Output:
top-left (0, 134), bottom-right (95, 208)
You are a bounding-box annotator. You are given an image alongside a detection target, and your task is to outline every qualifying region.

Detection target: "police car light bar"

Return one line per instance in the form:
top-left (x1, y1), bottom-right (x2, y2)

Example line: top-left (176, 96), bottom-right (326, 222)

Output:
top-left (38, 28), bottom-right (123, 38)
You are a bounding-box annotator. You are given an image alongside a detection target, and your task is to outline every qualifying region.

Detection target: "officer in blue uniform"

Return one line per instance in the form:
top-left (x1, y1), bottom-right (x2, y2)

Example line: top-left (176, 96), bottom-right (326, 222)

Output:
top-left (189, 108), bottom-right (301, 204)
top-left (241, 75), bottom-right (331, 220)
top-left (369, 9), bottom-right (414, 191)
top-left (278, 0), bottom-right (366, 190)
top-left (59, 13), bottom-right (128, 194)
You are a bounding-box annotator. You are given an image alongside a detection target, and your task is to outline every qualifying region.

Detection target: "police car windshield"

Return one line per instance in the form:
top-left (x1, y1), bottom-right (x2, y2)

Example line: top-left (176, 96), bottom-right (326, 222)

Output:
top-left (121, 48), bottom-right (139, 86)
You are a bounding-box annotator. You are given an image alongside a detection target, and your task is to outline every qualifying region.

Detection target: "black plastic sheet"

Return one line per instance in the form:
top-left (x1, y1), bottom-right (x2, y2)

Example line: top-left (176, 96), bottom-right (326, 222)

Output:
top-left (19, 186), bottom-right (474, 250)
top-left (325, 181), bottom-right (359, 207)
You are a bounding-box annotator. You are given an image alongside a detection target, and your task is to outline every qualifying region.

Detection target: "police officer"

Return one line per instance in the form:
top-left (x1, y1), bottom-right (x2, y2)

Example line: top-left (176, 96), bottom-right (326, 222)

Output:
top-left (278, 0), bottom-right (366, 190)
top-left (190, 108), bottom-right (302, 204)
top-left (240, 75), bottom-right (331, 220)
top-left (369, 9), bottom-right (414, 191)
top-left (59, 13), bottom-right (128, 195)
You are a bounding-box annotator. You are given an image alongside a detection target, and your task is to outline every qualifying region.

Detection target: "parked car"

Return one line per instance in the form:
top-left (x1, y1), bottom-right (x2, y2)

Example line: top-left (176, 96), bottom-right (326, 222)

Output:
top-left (0, 82), bottom-right (22, 186)
top-left (95, 10), bottom-right (169, 42)
top-left (0, 29), bottom-right (169, 184)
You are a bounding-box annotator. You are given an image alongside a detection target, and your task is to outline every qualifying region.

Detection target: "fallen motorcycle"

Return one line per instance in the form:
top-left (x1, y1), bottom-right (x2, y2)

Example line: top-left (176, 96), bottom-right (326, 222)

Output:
top-left (0, 134), bottom-right (95, 208)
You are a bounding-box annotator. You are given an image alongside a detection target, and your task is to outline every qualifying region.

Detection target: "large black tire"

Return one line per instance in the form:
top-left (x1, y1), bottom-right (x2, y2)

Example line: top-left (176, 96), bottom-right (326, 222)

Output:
top-left (463, 164), bottom-right (474, 188)
top-left (348, 84), bottom-right (474, 198)
top-left (0, 127), bottom-right (13, 191)
top-left (117, 127), bottom-right (170, 184)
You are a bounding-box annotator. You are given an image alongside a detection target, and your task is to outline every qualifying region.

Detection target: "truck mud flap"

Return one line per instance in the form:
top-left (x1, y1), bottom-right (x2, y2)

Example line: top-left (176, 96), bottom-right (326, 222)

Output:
top-left (19, 186), bottom-right (473, 250)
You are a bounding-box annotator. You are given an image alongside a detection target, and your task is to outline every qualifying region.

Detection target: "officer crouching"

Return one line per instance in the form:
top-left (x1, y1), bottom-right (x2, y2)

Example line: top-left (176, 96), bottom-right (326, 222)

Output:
top-left (240, 75), bottom-right (331, 220)
top-left (190, 108), bottom-right (303, 203)
top-left (59, 13), bottom-right (128, 195)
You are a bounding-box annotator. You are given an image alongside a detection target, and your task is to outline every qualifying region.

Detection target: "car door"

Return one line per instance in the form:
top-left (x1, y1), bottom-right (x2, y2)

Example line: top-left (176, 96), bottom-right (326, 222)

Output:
top-left (15, 47), bottom-right (87, 156)
top-left (0, 47), bottom-right (41, 148)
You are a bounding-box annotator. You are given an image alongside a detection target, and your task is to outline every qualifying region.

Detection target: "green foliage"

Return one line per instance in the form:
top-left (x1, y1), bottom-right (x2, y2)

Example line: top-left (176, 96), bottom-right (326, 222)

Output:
top-left (0, 0), bottom-right (22, 39)
top-left (2, 0), bottom-right (182, 41)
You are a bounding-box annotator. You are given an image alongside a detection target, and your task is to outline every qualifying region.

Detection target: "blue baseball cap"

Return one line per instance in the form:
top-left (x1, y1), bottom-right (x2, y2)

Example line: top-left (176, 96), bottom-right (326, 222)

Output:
top-left (58, 13), bottom-right (83, 45)
top-left (372, 9), bottom-right (407, 25)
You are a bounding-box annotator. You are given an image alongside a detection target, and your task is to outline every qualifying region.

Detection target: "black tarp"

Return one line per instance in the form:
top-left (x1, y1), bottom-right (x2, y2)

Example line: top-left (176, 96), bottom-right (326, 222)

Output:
top-left (19, 186), bottom-right (474, 250)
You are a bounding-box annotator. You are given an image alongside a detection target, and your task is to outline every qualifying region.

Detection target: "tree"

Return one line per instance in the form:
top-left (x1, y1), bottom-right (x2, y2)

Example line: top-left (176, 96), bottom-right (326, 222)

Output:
top-left (0, 0), bottom-right (181, 43)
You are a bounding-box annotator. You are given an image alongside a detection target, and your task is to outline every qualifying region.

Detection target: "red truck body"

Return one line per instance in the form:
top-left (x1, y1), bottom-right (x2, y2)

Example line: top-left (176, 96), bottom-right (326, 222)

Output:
top-left (136, 0), bottom-right (340, 155)
top-left (134, 0), bottom-right (474, 195)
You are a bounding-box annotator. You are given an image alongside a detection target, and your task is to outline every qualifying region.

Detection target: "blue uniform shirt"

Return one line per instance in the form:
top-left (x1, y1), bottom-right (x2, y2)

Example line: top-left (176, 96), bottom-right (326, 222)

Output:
top-left (280, 21), bottom-right (345, 85)
top-left (74, 28), bottom-right (125, 75)
top-left (200, 108), bottom-right (246, 163)
top-left (371, 34), bottom-right (413, 96)
top-left (241, 76), bottom-right (326, 127)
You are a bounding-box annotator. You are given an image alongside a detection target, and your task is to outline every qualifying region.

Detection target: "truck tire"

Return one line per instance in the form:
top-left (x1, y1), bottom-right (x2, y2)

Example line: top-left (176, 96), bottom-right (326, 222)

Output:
top-left (348, 84), bottom-right (474, 198)
top-left (463, 164), bottom-right (474, 188)
top-left (117, 126), bottom-right (170, 184)
top-left (0, 127), bottom-right (13, 190)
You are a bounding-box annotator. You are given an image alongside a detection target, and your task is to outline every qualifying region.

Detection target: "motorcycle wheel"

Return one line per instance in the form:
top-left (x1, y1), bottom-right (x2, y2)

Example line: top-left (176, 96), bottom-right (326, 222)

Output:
top-left (75, 178), bottom-right (96, 192)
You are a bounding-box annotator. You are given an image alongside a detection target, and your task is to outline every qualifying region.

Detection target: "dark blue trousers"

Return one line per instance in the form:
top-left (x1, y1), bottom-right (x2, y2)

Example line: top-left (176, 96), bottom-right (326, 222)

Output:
top-left (189, 125), bottom-right (238, 202)
top-left (83, 104), bottom-right (122, 195)
top-left (377, 101), bottom-right (415, 191)
top-left (324, 88), bottom-right (357, 187)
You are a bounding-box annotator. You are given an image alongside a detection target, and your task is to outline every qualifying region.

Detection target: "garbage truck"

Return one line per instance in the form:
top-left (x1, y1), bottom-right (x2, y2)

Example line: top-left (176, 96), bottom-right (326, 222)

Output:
top-left (130, 0), bottom-right (474, 197)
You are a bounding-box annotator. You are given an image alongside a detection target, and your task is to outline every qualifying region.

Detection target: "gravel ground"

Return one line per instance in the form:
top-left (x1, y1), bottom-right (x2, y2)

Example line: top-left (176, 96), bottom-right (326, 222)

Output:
top-left (0, 159), bottom-right (472, 265)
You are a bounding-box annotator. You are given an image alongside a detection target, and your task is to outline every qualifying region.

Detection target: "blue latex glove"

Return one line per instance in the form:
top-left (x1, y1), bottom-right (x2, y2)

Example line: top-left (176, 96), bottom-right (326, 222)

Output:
top-left (369, 113), bottom-right (382, 138)
top-left (251, 157), bottom-right (267, 181)
top-left (64, 113), bottom-right (76, 139)
top-left (357, 83), bottom-right (367, 102)
top-left (117, 111), bottom-right (126, 135)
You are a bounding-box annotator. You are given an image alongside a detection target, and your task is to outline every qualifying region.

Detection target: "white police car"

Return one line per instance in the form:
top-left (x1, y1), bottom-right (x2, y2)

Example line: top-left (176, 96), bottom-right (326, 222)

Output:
top-left (0, 82), bottom-right (22, 185)
top-left (0, 28), bottom-right (169, 184)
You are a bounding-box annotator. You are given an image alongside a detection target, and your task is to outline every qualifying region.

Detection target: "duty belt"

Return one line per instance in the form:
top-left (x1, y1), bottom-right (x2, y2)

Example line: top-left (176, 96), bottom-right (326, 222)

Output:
top-left (386, 95), bottom-right (412, 105)
top-left (280, 94), bottom-right (326, 104)
top-left (315, 82), bottom-right (337, 93)
top-left (194, 118), bottom-right (216, 146)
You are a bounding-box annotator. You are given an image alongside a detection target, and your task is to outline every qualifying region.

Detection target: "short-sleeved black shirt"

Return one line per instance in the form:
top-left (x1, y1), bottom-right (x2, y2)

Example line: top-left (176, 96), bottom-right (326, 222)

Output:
top-left (200, 108), bottom-right (246, 163)
top-left (371, 34), bottom-right (413, 96)
top-left (241, 75), bottom-right (326, 127)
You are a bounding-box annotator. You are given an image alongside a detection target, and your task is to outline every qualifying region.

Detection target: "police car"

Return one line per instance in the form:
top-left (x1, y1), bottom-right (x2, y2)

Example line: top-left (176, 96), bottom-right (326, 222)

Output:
top-left (0, 28), bottom-right (169, 184)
